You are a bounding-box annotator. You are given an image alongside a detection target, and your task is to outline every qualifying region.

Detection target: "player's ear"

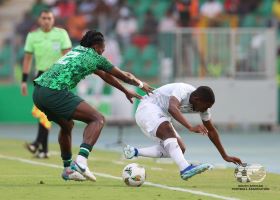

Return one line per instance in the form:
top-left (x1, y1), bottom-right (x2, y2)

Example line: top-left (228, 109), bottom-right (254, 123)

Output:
top-left (193, 95), bottom-right (200, 102)
top-left (37, 16), bottom-right (41, 24)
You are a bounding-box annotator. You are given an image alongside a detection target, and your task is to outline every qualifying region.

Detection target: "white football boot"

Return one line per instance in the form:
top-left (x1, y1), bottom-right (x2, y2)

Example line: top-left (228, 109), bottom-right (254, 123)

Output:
top-left (71, 161), bottom-right (96, 182)
top-left (123, 145), bottom-right (137, 159)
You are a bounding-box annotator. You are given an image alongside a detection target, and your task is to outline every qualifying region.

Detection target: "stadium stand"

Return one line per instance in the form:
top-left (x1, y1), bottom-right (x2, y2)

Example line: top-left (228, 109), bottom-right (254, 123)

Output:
top-left (1, 0), bottom-right (279, 82)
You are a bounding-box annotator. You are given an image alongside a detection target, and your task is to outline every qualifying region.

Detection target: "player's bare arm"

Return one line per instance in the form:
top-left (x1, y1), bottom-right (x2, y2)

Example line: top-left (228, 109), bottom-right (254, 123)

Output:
top-left (94, 69), bottom-right (142, 103)
top-left (21, 53), bottom-right (33, 96)
top-left (108, 66), bottom-right (154, 95)
top-left (168, 96), bottom-right (208, 135)
top-left (203, 120), bottom-right (242, 165)
top-left (62, 48), bottom-right (71, 55)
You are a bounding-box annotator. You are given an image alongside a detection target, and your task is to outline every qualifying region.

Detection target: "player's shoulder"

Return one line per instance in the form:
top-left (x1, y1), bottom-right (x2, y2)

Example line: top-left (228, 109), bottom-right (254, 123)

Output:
top-left (170, 82), bottom-right (195, 90)
top-left (27, 28), bottom-right (41, 36)
top-left (52, 27), bottom-right (68, 34)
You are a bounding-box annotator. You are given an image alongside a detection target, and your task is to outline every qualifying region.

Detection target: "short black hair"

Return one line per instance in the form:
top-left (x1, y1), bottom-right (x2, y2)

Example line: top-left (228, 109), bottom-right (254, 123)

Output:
top-left (80, 30), bottom-right (104, 47)
top-left (192, 86), bottom-right (215, 104)
top-left (39, 9), bottom-right (53, 16)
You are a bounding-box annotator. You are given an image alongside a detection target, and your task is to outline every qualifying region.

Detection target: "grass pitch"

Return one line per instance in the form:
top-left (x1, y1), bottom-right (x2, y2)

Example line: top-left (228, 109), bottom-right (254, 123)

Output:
top-left (0, 139), bottom-right (279, 200)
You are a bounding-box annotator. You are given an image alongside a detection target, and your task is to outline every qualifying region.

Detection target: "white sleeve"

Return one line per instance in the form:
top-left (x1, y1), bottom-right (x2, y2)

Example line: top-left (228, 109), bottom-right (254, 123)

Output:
top-left (171, 85), bottom-right (188, 102)
top-left (200, 108), bottom-right (211, 121)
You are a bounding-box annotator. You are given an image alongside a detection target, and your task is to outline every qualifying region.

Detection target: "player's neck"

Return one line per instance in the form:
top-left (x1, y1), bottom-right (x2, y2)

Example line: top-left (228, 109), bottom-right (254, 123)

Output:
top-left (41, 27), bottom-right (53, 32)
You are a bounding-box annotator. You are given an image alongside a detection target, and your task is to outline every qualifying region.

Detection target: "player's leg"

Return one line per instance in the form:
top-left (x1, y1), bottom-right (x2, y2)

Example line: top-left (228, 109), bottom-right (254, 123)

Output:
top-left (72, 101), bottom-right (105, 146)
top-left (35, 122), bottom-right (50, 158)
top-left (157, 122), bottom-right (212, 180)
top-left (124, 102), bottom-right (169, 159)
top-left (69, 101), bottom-right (105, 181)
top-left (56, 118), bottom-right (86, 181)
top-left (124, 131), bottom-right (185, 159)
top-left (156, 121), bottom-right (190, 171)
top-left (36, 112), bottom-right (51, 158)
top-left (137, 132), bottom-right (187, 157)
top-left (24, 122), bottom-right (41, 154)
top-left (25, 105), bottom-right (51, 158)
top-left (124, 143), bottom-right (169, 159)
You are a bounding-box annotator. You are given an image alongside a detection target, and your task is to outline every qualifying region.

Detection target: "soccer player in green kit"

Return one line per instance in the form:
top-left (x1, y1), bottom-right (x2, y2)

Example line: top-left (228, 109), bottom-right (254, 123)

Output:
top-left (33, 30), bottom-right (154, 182)
top-left (21, 10), bottom-right (72, 158)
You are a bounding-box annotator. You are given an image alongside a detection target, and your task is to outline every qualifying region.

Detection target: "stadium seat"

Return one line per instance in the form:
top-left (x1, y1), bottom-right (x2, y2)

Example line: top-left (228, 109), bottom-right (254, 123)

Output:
top-left (121, 45), bottom-right (141, 72)
top-left (240, 14), bottom-right (258, 27)
top-left (256, 0), bottom-right (273, 16)
top-left (133, 45), bottom-right (159, 78)
top-left (0, 43), bottom-right (13, 78)
top-left (152, 1), bottom-right (171, 20)
top-left (135, 1), bottom-right (150, 17)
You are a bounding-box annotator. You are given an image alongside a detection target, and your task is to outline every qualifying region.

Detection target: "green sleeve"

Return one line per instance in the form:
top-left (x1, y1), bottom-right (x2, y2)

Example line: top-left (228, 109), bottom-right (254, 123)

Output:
top-left (24, 33), bottom-right (34, 53)
top-left (61, 29), bottom-right (72, 50)
top-left (97, 55), bottom-right (114, 72)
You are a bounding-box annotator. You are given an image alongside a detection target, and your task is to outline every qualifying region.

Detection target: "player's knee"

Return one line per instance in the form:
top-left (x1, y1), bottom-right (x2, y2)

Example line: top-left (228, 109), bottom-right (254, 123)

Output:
top-left (90, 113), bottom-right (105, 127)
top-left (98, 115), bottom-right (106, 127)
top-left (181, 146), bottom-right (186, 154)
top-left (178, 142), bottom-right (186, 154)
top-left (58, 120), bottom-right (74, 132)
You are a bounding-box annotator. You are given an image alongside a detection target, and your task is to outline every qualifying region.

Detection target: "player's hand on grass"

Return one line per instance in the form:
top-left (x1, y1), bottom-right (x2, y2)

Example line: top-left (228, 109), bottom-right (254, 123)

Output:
top-left (141, 82), bottom-right (154, 96)
top-left (223, 155), bottom-right (242, 165)
top-left (125, 90), bottom-right (142, 104)
top-left (189, 124), bottom-right (208, 136)
top-left (21, 82), bottom-right (28, 96)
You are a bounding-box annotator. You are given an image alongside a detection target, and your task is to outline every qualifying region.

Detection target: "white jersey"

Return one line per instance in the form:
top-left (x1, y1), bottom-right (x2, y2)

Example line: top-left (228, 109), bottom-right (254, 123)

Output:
top-left (142, 83), bottom-right (211, 121)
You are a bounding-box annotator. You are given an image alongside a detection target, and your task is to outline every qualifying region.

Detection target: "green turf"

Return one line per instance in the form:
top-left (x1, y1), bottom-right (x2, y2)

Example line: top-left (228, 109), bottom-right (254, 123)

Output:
top-left (0, 139), bottom-right (279, 200)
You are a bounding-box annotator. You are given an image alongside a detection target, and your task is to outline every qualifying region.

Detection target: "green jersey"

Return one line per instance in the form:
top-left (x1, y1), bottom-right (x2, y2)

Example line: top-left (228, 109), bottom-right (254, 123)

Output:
top-left (24, 27), bottom-right (72, 71)
top-left (34, 45), bottom-right (114, 90)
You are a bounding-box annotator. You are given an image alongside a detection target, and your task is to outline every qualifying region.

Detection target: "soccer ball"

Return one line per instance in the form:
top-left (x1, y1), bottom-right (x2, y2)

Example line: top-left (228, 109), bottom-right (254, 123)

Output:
top-left (234, 163), bottom-right (266, 183)
top-left (122, 163), bottom-right (146, 187)
top-left (234, 163), bottom-right (250, 183)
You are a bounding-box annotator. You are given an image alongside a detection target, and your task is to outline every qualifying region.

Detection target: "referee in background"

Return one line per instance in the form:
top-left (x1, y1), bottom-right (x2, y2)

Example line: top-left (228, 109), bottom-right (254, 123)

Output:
top-left (21, 9), bottom-right (72, 158)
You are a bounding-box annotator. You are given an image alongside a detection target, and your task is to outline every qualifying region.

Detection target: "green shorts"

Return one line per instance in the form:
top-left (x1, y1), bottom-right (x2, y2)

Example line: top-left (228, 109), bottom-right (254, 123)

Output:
top-left (33, 84), bottom-right (84, 122)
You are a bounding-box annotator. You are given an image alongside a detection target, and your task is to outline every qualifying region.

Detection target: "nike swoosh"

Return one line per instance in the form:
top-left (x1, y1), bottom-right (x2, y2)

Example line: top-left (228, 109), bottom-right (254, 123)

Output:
top-left (74, 162), bottom-right (86, 173)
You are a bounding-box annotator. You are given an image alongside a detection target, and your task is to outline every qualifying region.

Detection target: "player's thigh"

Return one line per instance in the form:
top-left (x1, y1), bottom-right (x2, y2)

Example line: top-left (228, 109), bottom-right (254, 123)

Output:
top-left (72, 101), bottom-right (104, 124)
top-left (135, 102), bottom-right (170, 140)
top-left (56, 118), bottom-right (74, 133)
top-left (156, 121), bottom-right (178, 141)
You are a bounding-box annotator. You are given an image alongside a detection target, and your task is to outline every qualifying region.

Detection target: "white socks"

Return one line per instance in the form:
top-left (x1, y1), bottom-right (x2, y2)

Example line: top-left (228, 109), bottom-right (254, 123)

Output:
top-left (76, 155), bottom-right (88, 166)
top-left (163, 138), bottom-right (189, 171)
top-left (138, 145), bottom-right (169, 158)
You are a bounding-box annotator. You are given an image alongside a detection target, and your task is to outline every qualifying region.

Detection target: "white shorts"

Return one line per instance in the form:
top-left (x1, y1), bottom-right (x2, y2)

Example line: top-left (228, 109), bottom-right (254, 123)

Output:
top-left (135, 101), bottom-right (179, 142)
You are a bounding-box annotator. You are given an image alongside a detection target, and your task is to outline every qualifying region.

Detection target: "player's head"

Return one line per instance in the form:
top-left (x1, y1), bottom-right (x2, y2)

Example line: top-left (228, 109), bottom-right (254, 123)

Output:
top-left (38, 10), bottom-right (55, 31)
top-left (80, 30), bottom-right (105, 55)
top-left (190, 86), bottom-right (215, 112)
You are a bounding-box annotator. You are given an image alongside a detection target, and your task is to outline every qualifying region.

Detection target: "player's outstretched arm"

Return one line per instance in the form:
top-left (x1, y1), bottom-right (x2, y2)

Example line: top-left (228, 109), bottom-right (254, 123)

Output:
top-left (107, 67), bottom-right (154, 95)
top-left (203, 120), bottom-right (242, 165)
top-left (21, 53), bottom-right (33, 96)
top-left (168, 96), bottom-right (208, 135)
top-left (94, 70), bottom-right (142, 103)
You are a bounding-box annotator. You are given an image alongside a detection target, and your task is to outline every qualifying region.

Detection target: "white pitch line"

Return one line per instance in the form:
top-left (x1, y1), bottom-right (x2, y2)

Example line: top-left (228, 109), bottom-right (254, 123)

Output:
top-left (0, 154), bottom-right (239, 200)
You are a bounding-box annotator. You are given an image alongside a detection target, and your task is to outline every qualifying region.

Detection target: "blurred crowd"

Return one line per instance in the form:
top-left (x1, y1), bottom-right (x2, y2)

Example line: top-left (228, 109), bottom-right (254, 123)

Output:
top-left (1, 0), bottom-right (280, 81)
top-left (14, 0), bottom-right (279, 48)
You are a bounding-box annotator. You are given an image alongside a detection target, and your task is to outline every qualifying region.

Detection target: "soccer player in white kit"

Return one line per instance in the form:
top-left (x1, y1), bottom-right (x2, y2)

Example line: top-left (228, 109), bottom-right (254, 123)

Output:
top-left (124, 83), bottom-right (242, 180)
